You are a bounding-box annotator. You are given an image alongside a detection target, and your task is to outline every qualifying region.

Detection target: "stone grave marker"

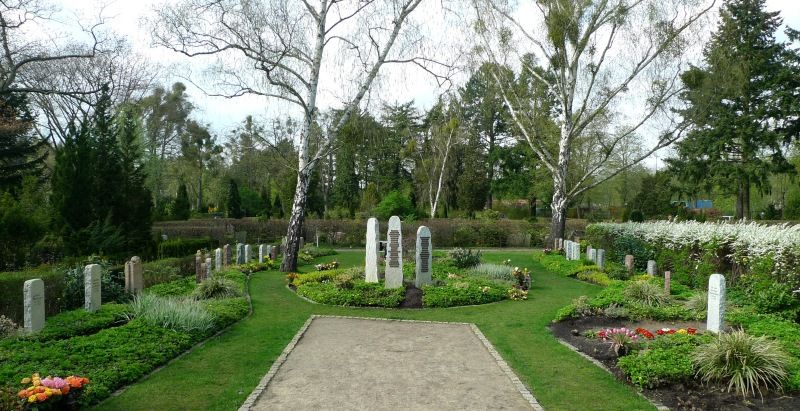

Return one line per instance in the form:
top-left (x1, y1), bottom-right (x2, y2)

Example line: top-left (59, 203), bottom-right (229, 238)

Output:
top-left (270, 245), bottom-right (278, 260)
top-left (385, 216), bottom-right (403, 289)
top-left (223, 244), bottom-right (232, 266)
top-left (259, 244), bottom-right (267, 263)
top-left (299, 237), bottom-right (305, 250)
top-left (195, 250), bottom-right (203, 280)
top-left (23, 279), bottom-right (44, 333)
top-left (124, 256), bottom-right (144, 294)
top-left (573, 243), bottom-right (581, 261)
top-left (664, 271), bottom-right (671, 294)
top-left (415, 226), bottom-right (432, 287)
top-left (624, 255), bottom-right (634, 273)
top-left (587, 248), bottom-right (596, 263)
top-left (564, 240), bottom-right (571, 259)
top-left (586, 246), bottom-right (593, 261)
top-left (244, 244), bottom-right (252, 263)
top-left (236, 243), bottom-right (245, 264)
top-left (365, 217), bottom-right (380, 283)
top-left (596, 249), bottom-right (606, 270)
top-left (215, 248), bottom-right (223, 271)
top-left (647, 260), bottom-right (657, 276)
top-left (84, 264), bottom-right (101, 312)
top-left (205, 257), bottom-right (212, 279)
top-left (707, 274), bottom-right (726, 333)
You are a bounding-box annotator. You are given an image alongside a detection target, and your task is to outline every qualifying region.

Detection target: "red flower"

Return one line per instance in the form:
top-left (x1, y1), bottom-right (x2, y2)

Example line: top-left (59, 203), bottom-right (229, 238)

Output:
top-left (687, 328), bottom-right (697, 335)
top-left (667, 329), bottom-right (676, 334)
top-left (656, 329), bottom-right (665, 335)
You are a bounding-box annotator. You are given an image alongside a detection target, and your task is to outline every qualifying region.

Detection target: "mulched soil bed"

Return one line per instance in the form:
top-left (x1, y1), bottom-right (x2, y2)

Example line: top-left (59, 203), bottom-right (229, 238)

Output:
top-left (551, 316), bottom-right (800, 410)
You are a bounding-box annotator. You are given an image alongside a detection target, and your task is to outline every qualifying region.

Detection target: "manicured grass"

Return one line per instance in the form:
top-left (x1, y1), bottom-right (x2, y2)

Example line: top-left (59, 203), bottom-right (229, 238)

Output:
top-left (97, 251), bottom-right (654, 411)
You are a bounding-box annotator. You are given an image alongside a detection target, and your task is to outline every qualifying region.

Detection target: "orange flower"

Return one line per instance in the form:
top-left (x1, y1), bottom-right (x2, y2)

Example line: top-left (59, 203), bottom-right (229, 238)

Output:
top-left (35, 386), bottom-right (45, 394)
top-left (69, 379), bottom-right (82, 388)
top-left (61, 386), bottom-right (70, 395)
top-left (35, 393), bottom-right (47, 402)
top-left (17, 389), bottom-right (27, 399)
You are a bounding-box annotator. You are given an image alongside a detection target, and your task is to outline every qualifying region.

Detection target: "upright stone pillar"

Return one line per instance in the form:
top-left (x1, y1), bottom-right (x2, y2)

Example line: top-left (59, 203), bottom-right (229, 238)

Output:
top-left (195, 250), bottom-right (203, 281)
top-left (215, 248), bottom-right (223, 271)
top-left (269, 245), bottom-right (278, 261)
top-left (587, 248), bottom-right (596, 263)
top-left (244, 244), bottom-right (252, 263)
top-left (223, 244), bottom-right (232, 266)
top-left (236, 243), bottom-right (245, 264)
top-left (124, 256), bottom-right (144, 294)
top-left (624, 255), bottom-right (634, 273)
top-left (573, 243), bottom-right (581, 261)
top-left (259, 244), bottom-right (267, 263)
top-left (23, 279), bottom-right (44, 333)
top-left (647, 260), bottom-right (657, 276)
top-left (707, 274), bottom-right (726, 333)
top-left (415, 226), bottom-right (432, 287)
top-left (586, 246), bottom-right (593, 261)
top-left (664, 271), bottom-right (671, 295)
top-left (385, 216), bottom-right (403, 289)
top-left (205, 257), bottom-right (212, 279)
top-left (84, 264), bottom-right (101, 313)
top-left (596, 249), bottom-right (606, 270)
top-left (299, 237), bottom-right (305, 250)
top-left (365, 217), bottom-right (380, 283)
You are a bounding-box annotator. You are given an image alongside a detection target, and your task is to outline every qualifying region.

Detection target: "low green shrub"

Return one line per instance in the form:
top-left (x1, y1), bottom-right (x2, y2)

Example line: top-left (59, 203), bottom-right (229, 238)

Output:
top-left (448, 248), bottom-right (482, 268)
top-left (63, 261), bottom-right (130, 310)
top-left (202, 297), bottom-right (249, 329)
top-left (27, 304), bottom-right (130, 342)
top-left (624, 281), bottom-right (671, 307)
top-left (694, 330), bottom-right (791, 398)
top-left (333, 273), bottom-right (355, 289)
top-left (727, 310), bottom-right (800, 390)
top-left (300, 246), bottom-right (337, 258)
top-left (157, 237), bottom-right (216, 259)
top-left (141, 258), bottom-right (187, 287)
top-left (575, 270), bottom-right (612, 286)
top-left (147, 277), bottom-right (196, 297)
top-left (618, 333), bottom-right (711, 388)
top-left (293, 268), bottom-right (355, 286)
top-left (0, 266), bottom-right (65, 324)
top-left (685, 291), bottom-right (708, 313)
top-left (296, 280), bottom-right (405, 307)
top-left (422, 279), bottom-right (507, 308)
top-left (193, 276), bottom-right (242, 300)
top-left (127, 294), bottom-right (214, 334)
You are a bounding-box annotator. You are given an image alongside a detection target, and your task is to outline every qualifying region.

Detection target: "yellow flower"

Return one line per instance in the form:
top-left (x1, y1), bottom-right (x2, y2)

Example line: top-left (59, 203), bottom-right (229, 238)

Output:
top-left (28, 395), bottom-right (36, 403)
top-left (20, 377), bottom-right (31, 384)
top-left (677, 329), bottom-right (688, 334)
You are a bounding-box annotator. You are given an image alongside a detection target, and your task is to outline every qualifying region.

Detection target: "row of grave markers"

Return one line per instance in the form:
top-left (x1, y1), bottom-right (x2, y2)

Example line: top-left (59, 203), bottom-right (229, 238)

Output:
top-left (365, 216), bottom-right (432, 289)
top-left (556, 239), bottom-right (726, 333)
top-left (20, 240), bottom-right (288, 335)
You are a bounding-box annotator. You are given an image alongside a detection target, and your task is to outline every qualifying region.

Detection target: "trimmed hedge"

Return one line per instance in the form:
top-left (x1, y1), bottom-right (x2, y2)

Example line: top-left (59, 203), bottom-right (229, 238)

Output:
top-left (153, 217), bottom-right (589, 248)
top-left (157, 237), bottom-right (217, 259)
top-left (0, 266), bottom-right (65, 324)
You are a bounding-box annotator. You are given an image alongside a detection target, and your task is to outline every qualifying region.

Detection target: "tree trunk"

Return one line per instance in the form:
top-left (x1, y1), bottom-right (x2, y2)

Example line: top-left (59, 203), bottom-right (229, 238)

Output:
top-left (197, 173), bottom-right (203, 212)
top-left (743, 179), bottom-right (750, 220)
top-left (736, 182), bottom-right (745, 220)
top-left (280, 170), bottom-right (310, 272)
top-left (549, 193), bottom-right (568, 248)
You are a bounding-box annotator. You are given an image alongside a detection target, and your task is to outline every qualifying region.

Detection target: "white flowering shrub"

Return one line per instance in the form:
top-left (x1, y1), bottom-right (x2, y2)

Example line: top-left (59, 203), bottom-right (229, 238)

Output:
top-left (587, 221), bottom-right (800, 289)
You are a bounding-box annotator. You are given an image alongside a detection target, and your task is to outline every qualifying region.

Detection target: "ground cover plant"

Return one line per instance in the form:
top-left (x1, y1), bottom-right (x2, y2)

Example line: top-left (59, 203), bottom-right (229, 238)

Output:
top-left (0, 267), bottom-right (250, 408)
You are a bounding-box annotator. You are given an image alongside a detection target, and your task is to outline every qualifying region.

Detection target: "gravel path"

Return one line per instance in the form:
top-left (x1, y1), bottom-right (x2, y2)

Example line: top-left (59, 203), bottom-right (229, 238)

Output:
top-left (243, 316), bottom-right (539, 410)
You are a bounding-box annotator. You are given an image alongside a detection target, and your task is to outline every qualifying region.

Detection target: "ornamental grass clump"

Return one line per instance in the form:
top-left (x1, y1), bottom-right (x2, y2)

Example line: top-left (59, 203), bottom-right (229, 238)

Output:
top-left (694, 329), bottom-right (790, 398)
top-left (193, 276), bottom-right (242, 300)
top-left (684, 291), bottom-right (708, 313)
top-left (624, 281), bottom-right (671, 307)
top-left (598, 327), bottom-right (639, 356)
top-left (466, 263), bottom-right (514, 282)
top-left (127, 294), bottom-right (214, 334)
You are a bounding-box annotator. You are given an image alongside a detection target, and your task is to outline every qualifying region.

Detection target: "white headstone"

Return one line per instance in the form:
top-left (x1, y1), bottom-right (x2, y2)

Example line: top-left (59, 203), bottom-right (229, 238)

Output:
top-left (365, 217), bottom-right (380, 283)
top-left (205, 257), bottom-right (212, 279)
top-left (124, 256), bottom-right (144, 294)
top-left (647, 260), bottom-right (657, 276)
top-left (223, 244), bottom-right (232, 266)
top-left (415, 226), bottom-right (432, 287)
top-left (573, 243), bottom-right (581, 261)
top-left (84, 264), bottom-right (101, 312)
top-left (244, 244), bottom-right (252, 262)
top-left (707, 273), bottom-right (726, 333)
top-left (596, 249), bottom-right (606, 270)
top-left (564, 240), bottom-right (572, 259)
top-left (259, 244), bottom-right (266, 263)
top-left (587, 248), bottom-right (596, 263)
top-left (23, 279), bottom-right (44, 333)
top-left (215, 248), bottom-right (223, 271)
top-left (385, 216), bottom-right (403, 289)
top-left (586, 246), bottom-right (593, 261)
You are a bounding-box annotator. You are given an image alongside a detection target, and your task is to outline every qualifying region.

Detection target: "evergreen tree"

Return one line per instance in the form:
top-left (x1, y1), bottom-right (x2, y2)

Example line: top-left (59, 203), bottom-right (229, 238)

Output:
top-left (456, 137), bottom-right (489, 216)
top-left (668, 0), bottom-right (797, 219)
top-left (259, 187), bottom-right (272, 218)
top-left (0, 92), bottom-right (46, 191)
top-left (226, 179), bottom-right (243, 218)
top-left (273, 194), bottom-right (284, 219)
top-left (117, 108), bottom-right (154, 248)
top-left (90, 86), bottom-right (124, 225)
top-left (173, 183), bottom-right (191, 220)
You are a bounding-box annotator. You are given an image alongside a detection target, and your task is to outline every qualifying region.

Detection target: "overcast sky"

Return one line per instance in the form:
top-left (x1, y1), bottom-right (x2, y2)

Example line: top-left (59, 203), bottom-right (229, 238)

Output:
top-left (52, 0), bottom-right (800, 166)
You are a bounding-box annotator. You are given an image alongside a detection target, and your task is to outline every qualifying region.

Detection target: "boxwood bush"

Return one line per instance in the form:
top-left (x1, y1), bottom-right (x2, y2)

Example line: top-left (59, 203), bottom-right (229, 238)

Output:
top-left (296, 280), bottom-right (405, 307)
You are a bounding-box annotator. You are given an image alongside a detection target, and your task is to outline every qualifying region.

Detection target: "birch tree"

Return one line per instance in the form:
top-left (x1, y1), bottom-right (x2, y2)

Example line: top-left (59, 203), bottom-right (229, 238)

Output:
top-left (472, 0), bottom-right (715, 245)
top-left (153, 0), bottom-right (430, 271)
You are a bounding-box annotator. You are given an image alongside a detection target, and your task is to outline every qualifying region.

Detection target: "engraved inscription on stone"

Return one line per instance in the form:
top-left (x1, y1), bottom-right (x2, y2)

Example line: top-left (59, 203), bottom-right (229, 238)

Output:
top-left (388, 230), bottom-right (400, 268)
top-left (420, 237), bottom-right (430, 272)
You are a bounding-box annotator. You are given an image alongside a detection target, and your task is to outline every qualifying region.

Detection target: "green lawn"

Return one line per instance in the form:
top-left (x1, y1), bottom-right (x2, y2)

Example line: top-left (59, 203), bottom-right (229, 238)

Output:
top-left (96, 251), bottom-right (653, 411)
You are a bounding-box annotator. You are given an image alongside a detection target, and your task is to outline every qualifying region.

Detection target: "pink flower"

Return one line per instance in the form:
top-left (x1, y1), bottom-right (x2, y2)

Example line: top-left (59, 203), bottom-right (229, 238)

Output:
top-left (41, 377), bottom-right (67, 389)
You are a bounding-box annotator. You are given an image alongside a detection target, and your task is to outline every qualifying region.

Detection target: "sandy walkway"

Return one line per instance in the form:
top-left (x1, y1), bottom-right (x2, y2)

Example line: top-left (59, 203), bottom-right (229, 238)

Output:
top-left (243, 316), bottom-right (539, 410)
